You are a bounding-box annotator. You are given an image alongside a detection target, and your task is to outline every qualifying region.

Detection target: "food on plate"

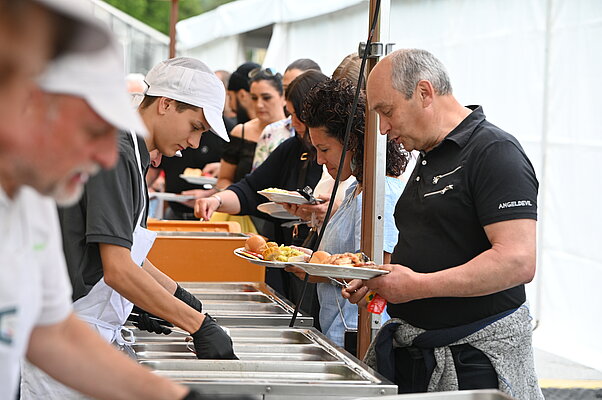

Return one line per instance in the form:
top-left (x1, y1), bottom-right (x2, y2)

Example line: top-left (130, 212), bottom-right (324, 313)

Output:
top-left (309, 250), bottom-right (331, 264)
top-left (183, 167), bottom-right (203, 177)
top-left (183, 167), bottom-right (213, 177)
top-left (241, 236), bottom-right (308, 262)
top-left (263, 245), bottom-right (305, 262)
top-left (262, 188), bottom-right (300, 195)
top-left (308, 251), bottom-right (380, 269)
top-left (245, 235), bottom-right (268, 254)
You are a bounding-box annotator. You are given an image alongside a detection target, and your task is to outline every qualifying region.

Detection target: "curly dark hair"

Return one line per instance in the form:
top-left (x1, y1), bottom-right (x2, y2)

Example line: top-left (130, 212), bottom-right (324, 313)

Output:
top-left (301, 78), bottom-right (407, 183)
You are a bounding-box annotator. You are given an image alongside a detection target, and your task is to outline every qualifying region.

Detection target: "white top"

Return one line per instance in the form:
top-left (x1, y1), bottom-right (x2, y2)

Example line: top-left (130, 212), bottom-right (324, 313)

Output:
top-left (0, 186), bottom-right (73, 400)
top-left (251, 116), bottom-right (295, 170)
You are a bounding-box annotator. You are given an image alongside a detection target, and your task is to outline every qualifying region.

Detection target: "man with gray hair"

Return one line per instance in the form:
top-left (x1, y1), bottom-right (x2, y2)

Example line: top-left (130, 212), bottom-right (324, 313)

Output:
top-left (343, 49), bottom-right (543, 398)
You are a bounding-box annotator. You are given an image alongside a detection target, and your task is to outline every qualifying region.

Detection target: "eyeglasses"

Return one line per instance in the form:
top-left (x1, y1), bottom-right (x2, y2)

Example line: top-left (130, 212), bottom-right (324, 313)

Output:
top-left (248, 67), bottom-right (280, 79)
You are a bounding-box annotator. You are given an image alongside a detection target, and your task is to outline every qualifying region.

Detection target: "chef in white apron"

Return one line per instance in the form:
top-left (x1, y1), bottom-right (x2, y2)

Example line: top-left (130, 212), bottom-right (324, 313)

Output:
top-left (72, 131), bottom-right (156, 350)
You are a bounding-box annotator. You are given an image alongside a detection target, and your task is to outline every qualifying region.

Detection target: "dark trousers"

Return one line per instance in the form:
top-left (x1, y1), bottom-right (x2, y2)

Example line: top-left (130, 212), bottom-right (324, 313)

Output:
top-left (394, 343), bottom-right (498, 393)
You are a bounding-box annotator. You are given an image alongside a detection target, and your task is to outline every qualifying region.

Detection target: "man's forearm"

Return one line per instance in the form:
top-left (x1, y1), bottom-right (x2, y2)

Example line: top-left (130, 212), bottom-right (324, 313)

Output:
top-left (142, 258), bottom-right (177, 294)
top-left (100, 243), bottom-right (203, 333)
top-left (27, 314), bottom-right (188, 400)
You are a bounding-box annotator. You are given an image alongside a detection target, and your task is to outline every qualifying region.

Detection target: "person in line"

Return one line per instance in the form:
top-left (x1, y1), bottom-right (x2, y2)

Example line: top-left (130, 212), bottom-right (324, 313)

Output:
top-left (343, 49), bottom-right (543, 398)
top-left (226, 61), bottom-right (260, 125)
top-left (0, 5), bottom-right (206, 398)
top-left (284, 78), bottom-right (408, 346)
top-left (21, 57), bottom-right (237, 397)
top-left (252, 59), bottom-right (321, 171)
top-left (194, 70), bottom-right (328, 316)
top-left (282, 58), bottom-right (322, 92)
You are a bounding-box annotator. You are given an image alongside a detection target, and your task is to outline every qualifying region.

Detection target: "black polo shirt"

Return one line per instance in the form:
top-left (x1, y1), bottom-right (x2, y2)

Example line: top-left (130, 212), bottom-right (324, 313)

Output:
top-left (387, 106), bottom-right (538, 329)
top-left (59, 131), bottom-right (150, 302)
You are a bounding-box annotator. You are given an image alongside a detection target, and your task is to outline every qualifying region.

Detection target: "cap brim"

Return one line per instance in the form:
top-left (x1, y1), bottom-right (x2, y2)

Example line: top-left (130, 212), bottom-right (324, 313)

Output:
top-left (85, 90), bottom-right (148, 137)
top-left (204, 107), bottom-right (229, 142)
top-left (33, 0), bottom-right (111, 54)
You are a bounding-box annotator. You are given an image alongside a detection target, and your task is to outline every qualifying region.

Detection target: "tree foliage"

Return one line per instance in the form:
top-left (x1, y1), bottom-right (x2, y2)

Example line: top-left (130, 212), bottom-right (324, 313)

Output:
top-left (101, 0), bottom-right (235, 35)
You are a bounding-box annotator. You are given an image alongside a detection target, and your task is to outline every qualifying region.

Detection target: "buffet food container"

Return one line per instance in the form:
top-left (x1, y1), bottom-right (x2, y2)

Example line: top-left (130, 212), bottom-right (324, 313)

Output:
top-left (178, 282), bottom-right (313, 327)
top-left (133, 326), bottom-right (396, 399)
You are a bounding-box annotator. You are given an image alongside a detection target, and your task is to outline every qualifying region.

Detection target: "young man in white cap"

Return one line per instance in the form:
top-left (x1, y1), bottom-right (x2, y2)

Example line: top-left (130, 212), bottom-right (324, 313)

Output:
top-left (1, 12), bottom-right (213, 400)
top-left (22, 55), bottom-right (236, 398)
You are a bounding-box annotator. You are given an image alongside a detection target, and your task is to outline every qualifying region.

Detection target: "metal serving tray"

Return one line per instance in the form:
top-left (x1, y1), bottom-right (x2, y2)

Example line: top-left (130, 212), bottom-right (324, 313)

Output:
top-left (353, 390), bottom-right (515, 399)
top-left (177, 282), bottom-right (313, 327)
top-left (155, 231), bottom-right (249, 237)
top-left (133, 327), bottom-right (396, 399)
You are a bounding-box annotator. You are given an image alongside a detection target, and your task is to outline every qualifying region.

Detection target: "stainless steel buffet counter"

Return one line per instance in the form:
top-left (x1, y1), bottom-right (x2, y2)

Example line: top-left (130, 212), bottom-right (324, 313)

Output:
top-left (178, 282), bottom-right (313, 327)
top-left (133, 326), bottom-right (397, 399)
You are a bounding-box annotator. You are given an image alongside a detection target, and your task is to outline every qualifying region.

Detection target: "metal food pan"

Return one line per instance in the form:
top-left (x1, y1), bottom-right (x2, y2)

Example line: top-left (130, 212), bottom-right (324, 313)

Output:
top-left (133, 327), bottom-right (397, 398)
top-left (177, 282), bottom-right (313, 327)
top-left (155, 231), bottom-right (249, 238)
top-left (133, 328), bottom-right (337, 362)
top-left (353, 390), bottom-right (515, 400)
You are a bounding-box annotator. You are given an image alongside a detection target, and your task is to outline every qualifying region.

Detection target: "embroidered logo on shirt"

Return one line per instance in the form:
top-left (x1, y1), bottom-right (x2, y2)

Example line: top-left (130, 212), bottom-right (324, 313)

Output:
top-left (0, 307), bottom-right (17, 345)
top-left (33, 242), bottom-right (46, 251)
top-left (498, 200), bottom-right (533, 209)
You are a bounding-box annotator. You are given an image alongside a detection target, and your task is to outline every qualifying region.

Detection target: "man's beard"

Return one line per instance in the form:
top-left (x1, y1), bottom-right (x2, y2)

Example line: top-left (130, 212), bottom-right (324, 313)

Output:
top-left (51, 164), bottom-right (100, 207)
top-left (235, 98), bottom-right (250, 124)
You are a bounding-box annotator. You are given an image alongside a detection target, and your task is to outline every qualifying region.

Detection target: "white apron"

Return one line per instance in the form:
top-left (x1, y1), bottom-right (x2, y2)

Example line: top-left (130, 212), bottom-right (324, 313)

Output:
top-left (73, 131), bottom-right (157, 345)
top-left (21, 131), bottom-right (157, 399)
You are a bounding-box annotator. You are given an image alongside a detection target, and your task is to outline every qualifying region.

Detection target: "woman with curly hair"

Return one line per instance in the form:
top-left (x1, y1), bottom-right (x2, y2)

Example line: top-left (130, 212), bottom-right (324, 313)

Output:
top-left (285, 78), bottom-right (409, 346)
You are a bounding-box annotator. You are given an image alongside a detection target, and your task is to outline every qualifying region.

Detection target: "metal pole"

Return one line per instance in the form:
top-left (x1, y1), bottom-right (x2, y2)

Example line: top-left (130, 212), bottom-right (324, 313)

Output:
top-left (357, 0), bottom-right (388, 360)
top-left (169, 0), bottom-right (179, 58)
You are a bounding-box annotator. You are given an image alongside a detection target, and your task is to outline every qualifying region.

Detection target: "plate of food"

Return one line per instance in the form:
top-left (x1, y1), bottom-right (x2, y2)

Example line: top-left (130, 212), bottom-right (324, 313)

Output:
top-left (149, 192), bottom-right (196, 203)
top-left (257, 202), bottom-right (298, 220)
top-left (180, 168), bottom-right (217, 185)
top-left (288, 251), bottom-right (389, 280)
top-left (257, 188), bottom-right (312, 205)
top-left (233, 235), bottom-right (310, 268)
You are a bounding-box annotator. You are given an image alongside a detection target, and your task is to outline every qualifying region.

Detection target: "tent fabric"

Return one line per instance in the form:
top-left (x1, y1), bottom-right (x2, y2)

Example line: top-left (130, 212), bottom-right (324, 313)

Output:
top-left (177, 0), bottom-right (364, 50)
top-left (178, 0), bottom-right (602, 372)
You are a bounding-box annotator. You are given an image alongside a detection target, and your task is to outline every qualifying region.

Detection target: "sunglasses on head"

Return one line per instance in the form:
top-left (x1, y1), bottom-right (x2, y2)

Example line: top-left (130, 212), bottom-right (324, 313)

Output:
top-left (248, 67), bottom-right (280, 79)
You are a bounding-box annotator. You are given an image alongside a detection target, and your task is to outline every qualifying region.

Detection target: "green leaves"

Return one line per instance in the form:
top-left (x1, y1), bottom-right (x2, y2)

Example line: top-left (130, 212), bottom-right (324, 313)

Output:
top-left (102, 0), bottom-right (235, 35)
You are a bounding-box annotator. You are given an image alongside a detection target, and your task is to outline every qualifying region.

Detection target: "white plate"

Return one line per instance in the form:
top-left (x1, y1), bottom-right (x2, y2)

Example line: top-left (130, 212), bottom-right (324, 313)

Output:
top-left (257, 190), bottom-right (309, 205)
top-left (233, 248), bottom-right (290, 269)
top-left (288, 262), bottom-right (389, 280)
top-left (257, 202), bottom-right (298, 220)
top-left (179, 174), bottom-right (217, 185)
top-left (149, 192), bottom-right (196, 203)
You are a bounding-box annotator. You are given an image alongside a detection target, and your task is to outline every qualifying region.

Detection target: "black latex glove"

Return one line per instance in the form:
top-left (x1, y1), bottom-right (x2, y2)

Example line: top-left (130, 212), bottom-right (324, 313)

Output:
top-left (174, 284), bottom-right (203, 313)
top-left (191, 314), bottom-right (238, 360)
top-left (128, 305), bottom-right (173, 335)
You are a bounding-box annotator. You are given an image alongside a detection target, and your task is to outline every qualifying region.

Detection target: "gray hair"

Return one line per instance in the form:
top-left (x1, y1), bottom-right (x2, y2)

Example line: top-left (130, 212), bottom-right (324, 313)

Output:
top-left (389, 49), bottom-right (452, 99)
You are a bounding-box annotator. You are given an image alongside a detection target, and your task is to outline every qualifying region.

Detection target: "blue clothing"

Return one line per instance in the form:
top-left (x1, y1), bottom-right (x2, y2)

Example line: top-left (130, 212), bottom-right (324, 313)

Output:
top-left (317, 177), bottom-right (405, 346)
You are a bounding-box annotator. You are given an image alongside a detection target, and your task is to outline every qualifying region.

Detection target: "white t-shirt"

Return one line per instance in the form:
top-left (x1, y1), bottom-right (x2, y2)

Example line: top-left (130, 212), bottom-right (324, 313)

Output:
top-left (0, 186), bottom-right (73, 400)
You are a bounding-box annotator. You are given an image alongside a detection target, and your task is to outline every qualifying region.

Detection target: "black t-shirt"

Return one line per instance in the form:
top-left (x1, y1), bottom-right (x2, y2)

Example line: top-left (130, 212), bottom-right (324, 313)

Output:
top-left (228, 135), bottom-right (322, 244)
top-left (59, 131), bottom-right (150, 302)
top-left (160, 131), bottom-right (227, 214)
top-left (387, 106), bottom-right (539, 329)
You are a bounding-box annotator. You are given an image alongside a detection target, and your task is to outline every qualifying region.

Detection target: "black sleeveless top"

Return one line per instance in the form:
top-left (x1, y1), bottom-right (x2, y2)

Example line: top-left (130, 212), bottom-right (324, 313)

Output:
top-left (221, 123), bottom-right (257, 183)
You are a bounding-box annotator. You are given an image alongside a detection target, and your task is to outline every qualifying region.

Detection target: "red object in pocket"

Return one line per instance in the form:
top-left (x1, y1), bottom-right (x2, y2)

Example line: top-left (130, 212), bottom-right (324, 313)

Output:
top-left (366, 292), bottom-right (387, 314)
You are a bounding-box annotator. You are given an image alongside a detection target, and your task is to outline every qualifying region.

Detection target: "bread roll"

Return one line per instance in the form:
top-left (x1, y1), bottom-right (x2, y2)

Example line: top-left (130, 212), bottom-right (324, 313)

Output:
top-left (245, 235), bottom-right (267, 253)
top-left (309, 250), bottom-right (331, 264)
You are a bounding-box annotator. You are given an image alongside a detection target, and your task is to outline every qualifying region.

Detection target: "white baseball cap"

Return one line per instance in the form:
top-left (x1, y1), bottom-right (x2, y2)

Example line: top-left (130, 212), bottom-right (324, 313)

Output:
top-left (38, 43), bottom-right (148, 136)
top-left (32, 0), bottom-right (112, 54)
top-left (145, 57), bottom-right (229, 142)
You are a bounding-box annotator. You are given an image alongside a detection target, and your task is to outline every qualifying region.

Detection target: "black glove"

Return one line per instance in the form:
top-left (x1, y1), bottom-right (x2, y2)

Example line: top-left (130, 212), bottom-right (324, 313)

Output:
top-left (191, 314), bottom-right (238, 360)
top-left (174, 284), bottom-right (203, 313)
top-left (128, 305), bottom-right (173, 335)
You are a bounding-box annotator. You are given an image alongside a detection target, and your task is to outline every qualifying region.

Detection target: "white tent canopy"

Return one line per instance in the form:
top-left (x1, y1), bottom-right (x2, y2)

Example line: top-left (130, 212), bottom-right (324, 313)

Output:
top-left (178, 0), bottom-right (602, 371)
